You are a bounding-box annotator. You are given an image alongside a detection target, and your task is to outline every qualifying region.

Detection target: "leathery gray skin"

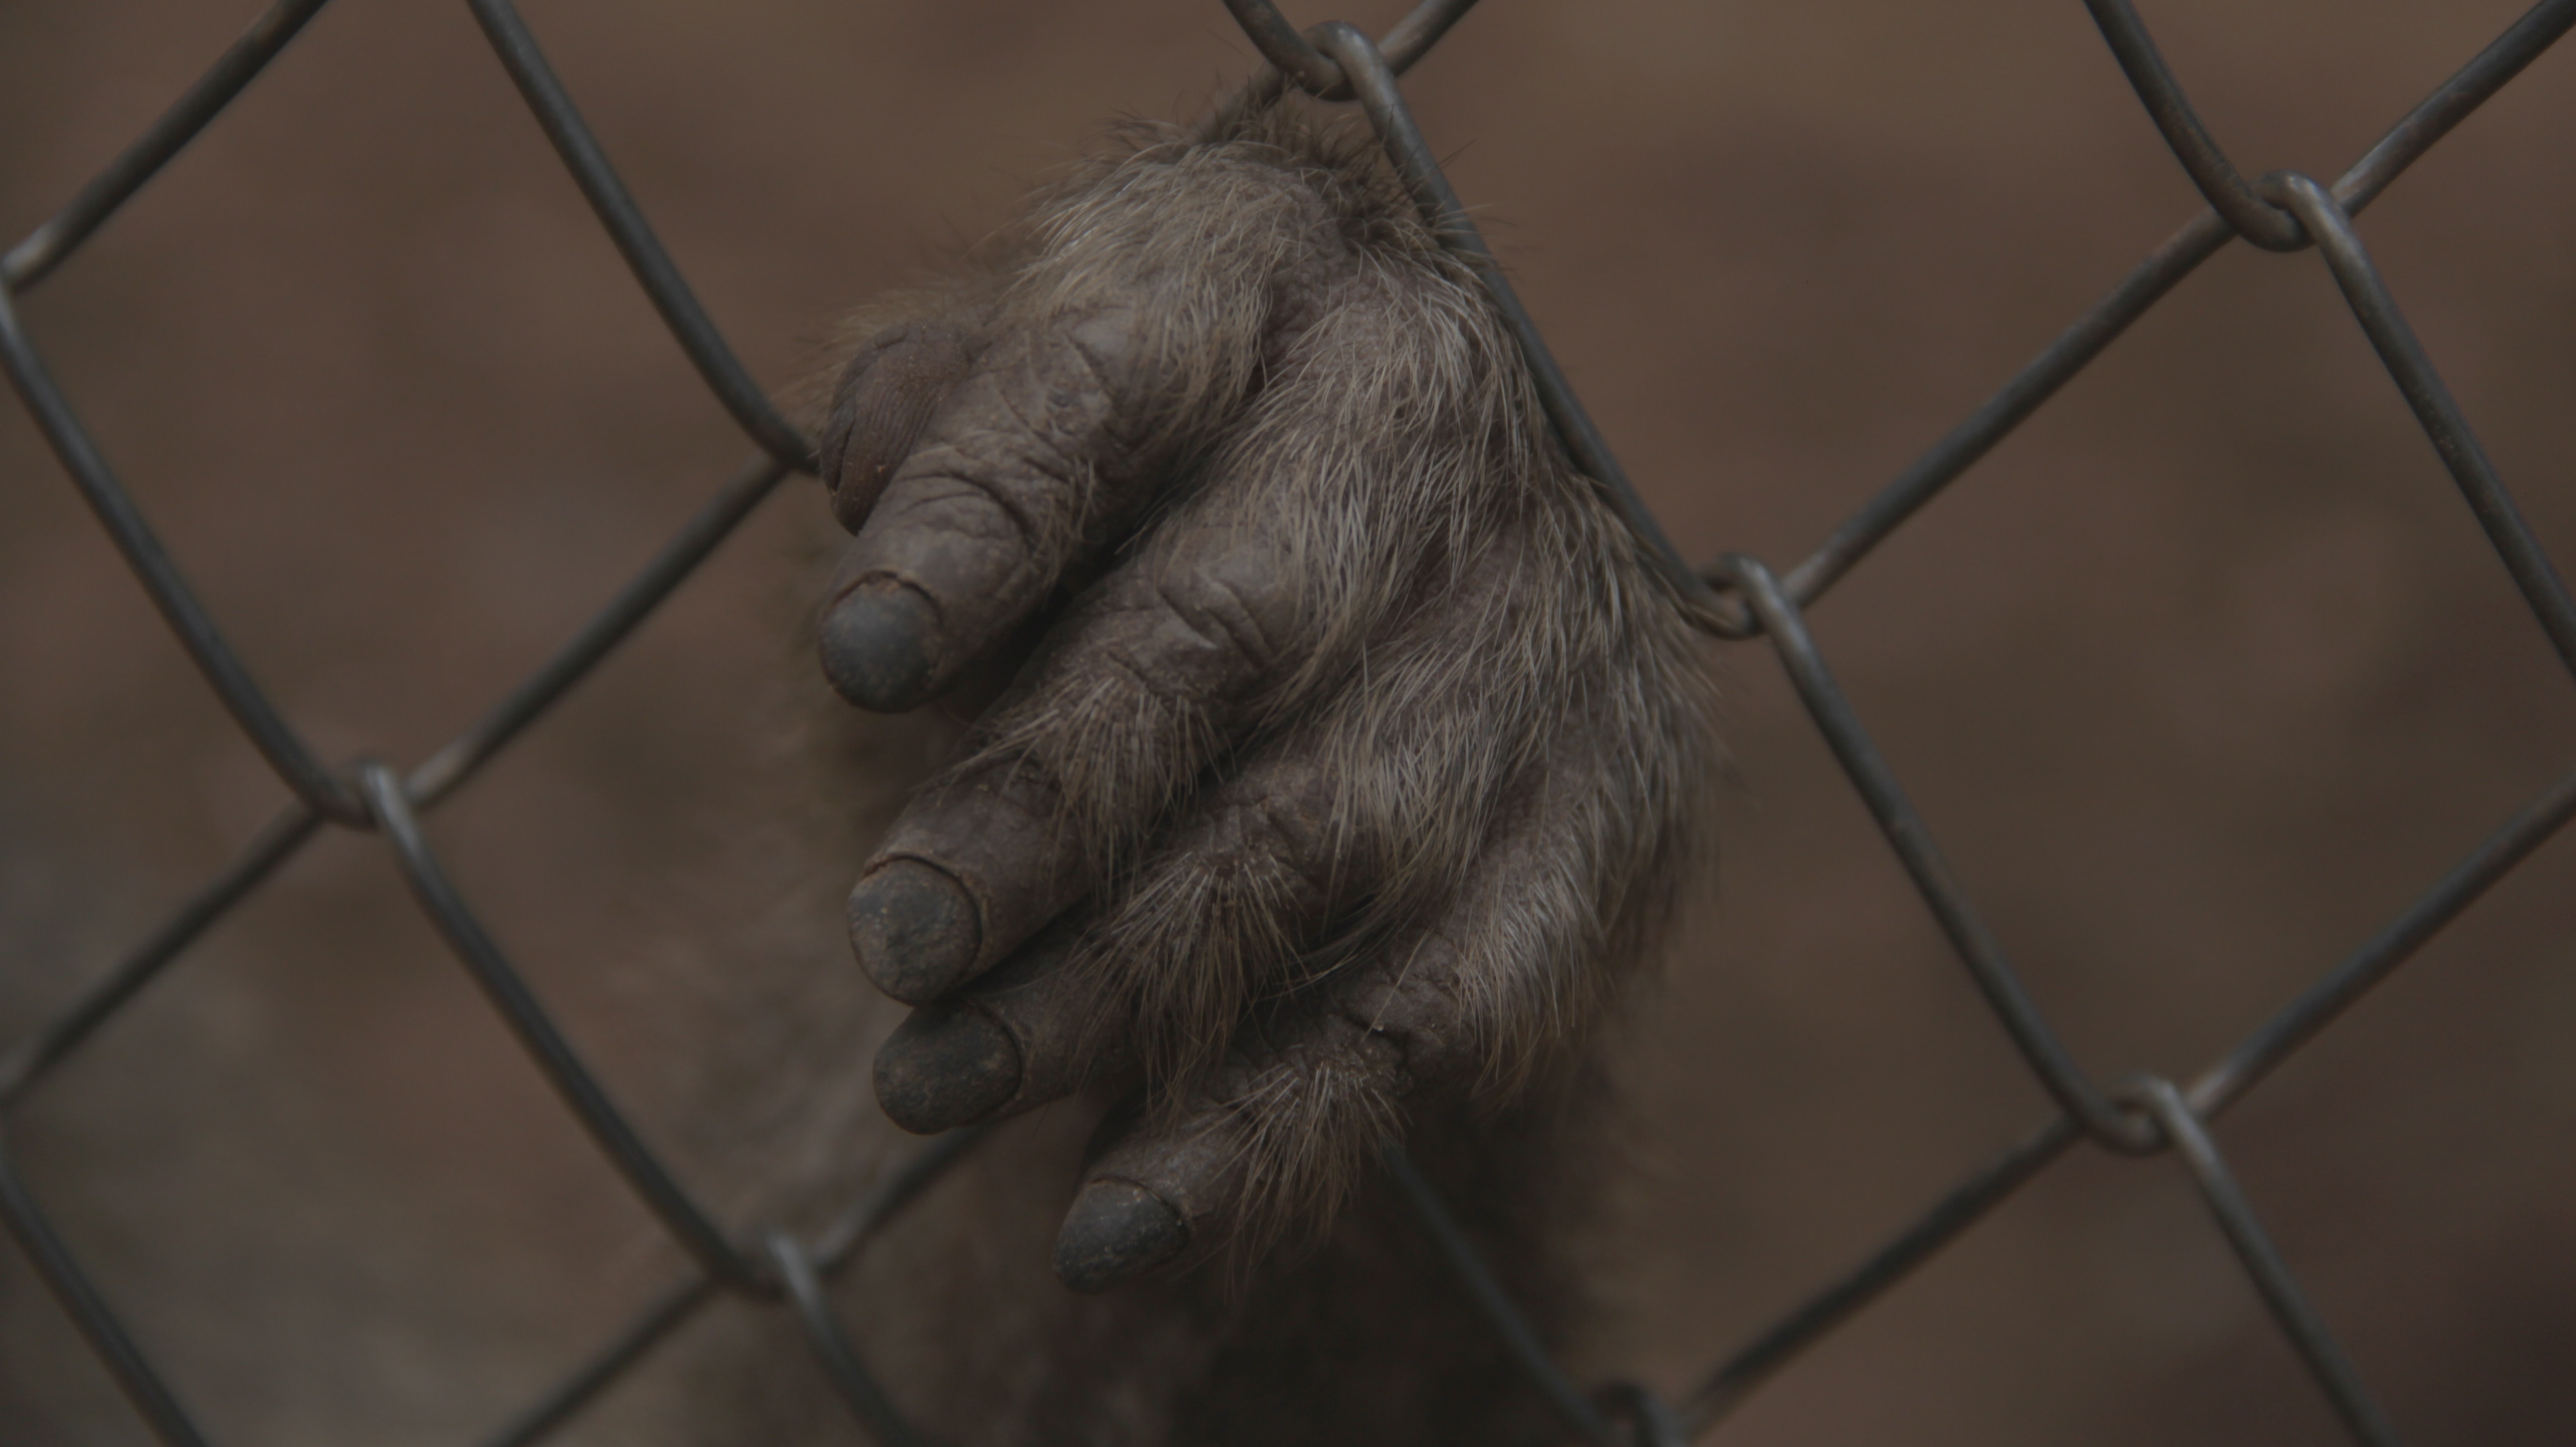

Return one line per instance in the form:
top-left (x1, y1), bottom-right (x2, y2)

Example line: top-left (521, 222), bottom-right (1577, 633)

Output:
top-left (812, 87), bottom-right (1719, 1292)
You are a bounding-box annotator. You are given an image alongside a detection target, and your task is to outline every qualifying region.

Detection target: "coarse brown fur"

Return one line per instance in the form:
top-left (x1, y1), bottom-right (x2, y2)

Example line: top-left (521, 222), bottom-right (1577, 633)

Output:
top-left (0, 84), bottom-right (1721, 1447)
top-left (629, 85), bottom-right (1722, 1443)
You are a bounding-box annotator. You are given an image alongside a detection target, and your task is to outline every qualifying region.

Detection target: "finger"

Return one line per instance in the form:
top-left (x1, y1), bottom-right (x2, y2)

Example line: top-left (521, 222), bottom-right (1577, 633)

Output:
top-left (863, 735), bottom-right (1340, 1126)
top-left (846, 762), bottom-right (1077, 1005)
top-left (1031, 480), bottom-right (1718, 1058)
top-left (819, 147), bottom-right (1348, 715)
top-left (860, 696), bottom-right (1366, 1126)
top-left (816, 316), bottom-right (980, 532)
top-left (818, 315), bottom-right (1136, 713)
top-left (1069, 751), bottom-right (1338, 1084)
top-left (1051, 928), bottom-right (1466, 1293)
top-left (844, 519), bottom-right (1302, 1004)
top-left (1052, 699), bottom-right (1715, 1293)
top-left (1048, 532), bottom-right (1576, 1083)
top-left (842, 218), bottom-right (1540, 1000)
top-left (870, 919), bottom-right (1136, 1134)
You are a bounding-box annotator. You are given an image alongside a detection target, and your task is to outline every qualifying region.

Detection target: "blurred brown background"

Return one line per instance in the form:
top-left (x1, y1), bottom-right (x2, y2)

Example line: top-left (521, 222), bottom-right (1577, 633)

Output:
top-left (3, 0), bottom-right (2573, 1443)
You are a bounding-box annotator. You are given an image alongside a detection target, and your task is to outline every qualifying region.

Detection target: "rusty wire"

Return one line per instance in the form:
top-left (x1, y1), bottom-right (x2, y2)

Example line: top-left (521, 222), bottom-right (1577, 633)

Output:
top-left (1, 1), bottom-right (2572, 1445)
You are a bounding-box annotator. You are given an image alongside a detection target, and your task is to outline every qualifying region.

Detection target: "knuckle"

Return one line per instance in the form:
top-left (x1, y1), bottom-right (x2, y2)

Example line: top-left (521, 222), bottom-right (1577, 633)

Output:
top-left (1057, 306), bottom-right (1139, 392)
top-left (1147, 543), bottom-right (1292, 672)
top-left (877, 461), bottom-right (1038, 549)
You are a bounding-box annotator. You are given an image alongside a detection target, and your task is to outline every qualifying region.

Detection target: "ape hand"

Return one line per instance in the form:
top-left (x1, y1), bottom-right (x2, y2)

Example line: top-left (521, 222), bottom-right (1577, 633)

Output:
top-left (815, 95), bottom-right (1717, 1291)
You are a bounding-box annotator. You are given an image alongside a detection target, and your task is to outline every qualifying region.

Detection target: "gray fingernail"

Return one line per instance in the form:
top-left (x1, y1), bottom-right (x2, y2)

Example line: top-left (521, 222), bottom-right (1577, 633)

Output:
top-left (874, 1005), bottom-right (1021, 1133)
top-left (1054, 1179), bottom-right (1189, 1293)
top-left (819, 581), bottom-right (939, 711)
top-left (847, 859), bottom-right (981, 1003)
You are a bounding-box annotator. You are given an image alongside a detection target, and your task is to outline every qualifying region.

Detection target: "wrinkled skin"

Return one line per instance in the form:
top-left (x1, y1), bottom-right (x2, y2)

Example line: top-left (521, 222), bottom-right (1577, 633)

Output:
top-left (813, 89), bottom-right (1719, 1296)
top-left (0, 86), bottom-right (1727, 1447)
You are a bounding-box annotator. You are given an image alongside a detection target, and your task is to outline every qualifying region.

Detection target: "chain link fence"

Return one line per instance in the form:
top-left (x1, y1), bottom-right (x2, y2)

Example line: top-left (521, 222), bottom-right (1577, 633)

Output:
top-left (2, 1), bottom-right (2572, 1444)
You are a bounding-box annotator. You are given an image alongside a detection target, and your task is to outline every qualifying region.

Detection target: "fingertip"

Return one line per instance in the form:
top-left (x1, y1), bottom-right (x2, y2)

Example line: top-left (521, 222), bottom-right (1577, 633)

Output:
top-left (848, 859), bottom-right (981, 1003)
top-left (821, 321), bottom-right (975, 530)
top-left (1054, 1179), bottom-right (1189, 1293)
top-left (874, 1005), bottom-right (1022, 1133)
top-left (820, 581), bottom-right (941, 712)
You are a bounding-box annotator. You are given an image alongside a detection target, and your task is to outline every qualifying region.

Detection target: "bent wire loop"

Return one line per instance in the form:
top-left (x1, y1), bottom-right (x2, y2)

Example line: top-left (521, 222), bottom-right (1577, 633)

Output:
top-left (0, 0), bottom-right (2572, 1445)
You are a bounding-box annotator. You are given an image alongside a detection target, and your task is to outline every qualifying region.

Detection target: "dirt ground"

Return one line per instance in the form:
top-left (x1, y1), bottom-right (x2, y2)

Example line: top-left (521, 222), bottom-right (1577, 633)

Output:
top-left (3, 1), bottom-right (2573, 1443)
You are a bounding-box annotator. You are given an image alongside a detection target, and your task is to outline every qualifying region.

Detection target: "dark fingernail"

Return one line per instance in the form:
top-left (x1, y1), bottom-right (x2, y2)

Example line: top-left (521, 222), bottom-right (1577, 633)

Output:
top-left (848, 859), bottom-right (981, 1003)
top-left (874, 1005), bottom-right (1021, 1133)
top-left (1054, 1179), bottom-right (1189, 1292)
top-left (820, 581), bottom-right (939, 711)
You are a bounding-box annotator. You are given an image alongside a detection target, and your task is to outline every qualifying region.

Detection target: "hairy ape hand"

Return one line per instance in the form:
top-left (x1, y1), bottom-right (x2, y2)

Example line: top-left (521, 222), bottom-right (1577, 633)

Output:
top-left (813, 93), bottom-right (1717, 1292)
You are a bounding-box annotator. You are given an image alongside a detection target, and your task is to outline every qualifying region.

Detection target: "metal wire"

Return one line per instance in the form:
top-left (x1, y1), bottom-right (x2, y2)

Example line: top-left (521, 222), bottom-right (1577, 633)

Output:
top-left (2, 2), bottom-right (2571, 1445)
